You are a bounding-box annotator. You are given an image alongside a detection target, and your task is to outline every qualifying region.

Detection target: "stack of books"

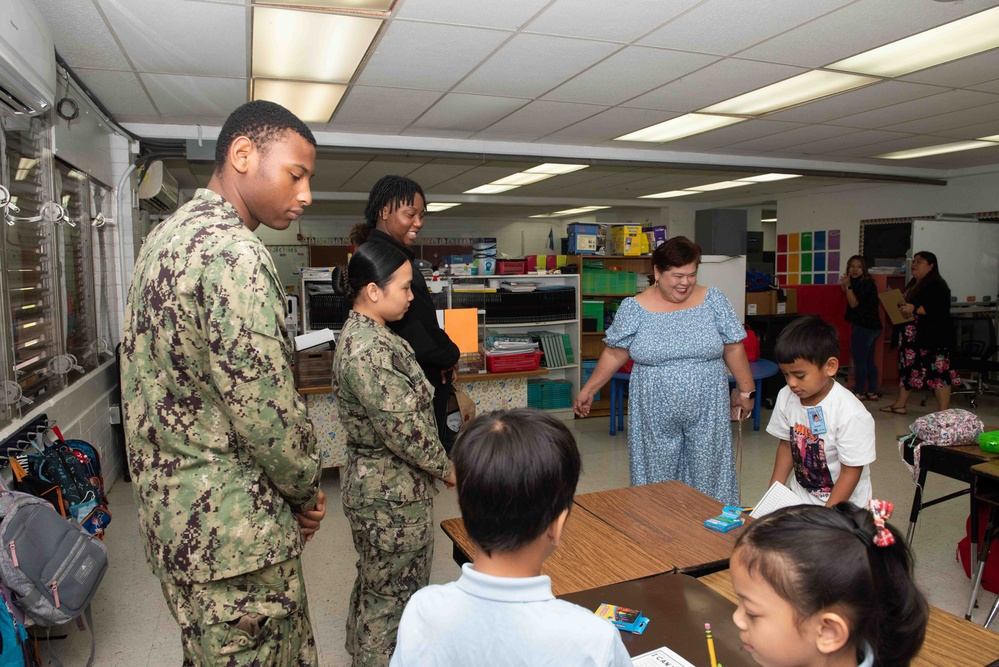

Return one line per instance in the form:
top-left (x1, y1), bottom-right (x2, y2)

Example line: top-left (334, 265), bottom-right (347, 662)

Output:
top-left (499, 281), bottom-right (538, 292)
top-left (484, 334), bottom-right (539, 356)
top-left (529, 330), bottom-right (573, 368)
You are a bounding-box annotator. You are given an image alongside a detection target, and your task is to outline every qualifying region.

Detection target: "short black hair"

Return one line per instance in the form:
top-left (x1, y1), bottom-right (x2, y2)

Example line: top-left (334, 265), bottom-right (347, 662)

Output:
top-left (214, 101), bottom-right (316, 174)
top-left (452, 408), bottom-right (581, 557)
top-left (773, 314), bottom-right (839, 367)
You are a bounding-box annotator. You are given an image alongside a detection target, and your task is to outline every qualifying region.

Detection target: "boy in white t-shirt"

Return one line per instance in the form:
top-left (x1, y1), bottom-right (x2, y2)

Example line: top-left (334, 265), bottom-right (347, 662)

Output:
top-left (766, 315), bottom-right (876, 507)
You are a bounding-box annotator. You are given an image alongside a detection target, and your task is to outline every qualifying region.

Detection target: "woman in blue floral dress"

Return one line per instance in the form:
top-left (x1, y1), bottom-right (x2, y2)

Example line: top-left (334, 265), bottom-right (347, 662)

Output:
top-left (573, 237), bottom-right (755, 505)
top-left (881, 251), bottom-right (962, 414)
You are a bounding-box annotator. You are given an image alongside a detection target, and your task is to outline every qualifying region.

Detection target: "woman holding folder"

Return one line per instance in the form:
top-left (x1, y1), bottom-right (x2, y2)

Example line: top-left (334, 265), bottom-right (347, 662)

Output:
top-left (882, 251), bottom-right (962, 413)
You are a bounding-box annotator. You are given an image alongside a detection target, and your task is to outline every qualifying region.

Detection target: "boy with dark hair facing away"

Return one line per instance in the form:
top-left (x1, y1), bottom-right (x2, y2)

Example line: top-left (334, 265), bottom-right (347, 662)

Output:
top-left (389, 408), bottom-right (631, 667)
top-left (766, 316), bottom-right (876, 507)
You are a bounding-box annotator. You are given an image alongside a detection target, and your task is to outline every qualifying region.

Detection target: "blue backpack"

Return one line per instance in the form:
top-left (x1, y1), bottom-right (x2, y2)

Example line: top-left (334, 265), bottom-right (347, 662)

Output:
top-left (0, 593), bottom-right (36, 667)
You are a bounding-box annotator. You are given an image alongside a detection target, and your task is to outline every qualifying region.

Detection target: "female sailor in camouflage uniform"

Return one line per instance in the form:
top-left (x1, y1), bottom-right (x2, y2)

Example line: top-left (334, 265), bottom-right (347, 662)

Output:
top-left (332, 242), bottom-right (456, 667)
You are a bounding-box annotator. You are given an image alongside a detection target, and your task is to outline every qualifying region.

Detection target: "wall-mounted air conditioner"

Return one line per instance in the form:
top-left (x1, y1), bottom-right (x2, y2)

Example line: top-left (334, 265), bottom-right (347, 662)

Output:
top-left (138, 161), bottom-right (180, 213)
top-left (0, 0), bottom-right (57, 116)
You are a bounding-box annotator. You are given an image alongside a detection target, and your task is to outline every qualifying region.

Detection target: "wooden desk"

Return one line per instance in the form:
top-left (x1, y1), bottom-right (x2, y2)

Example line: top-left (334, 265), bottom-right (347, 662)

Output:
top-left (440, 508), bottom-right (671, 596)
top-left (699, 570), bottom-right (999, 667)
top-left (560, 574), bottom-right (756, 666)
top-left (575, 481), bottom-right (748, 575)
top-left (967, 460), bottom-right (999, 623)
top-left (903, 440), bottom-right (999, 569)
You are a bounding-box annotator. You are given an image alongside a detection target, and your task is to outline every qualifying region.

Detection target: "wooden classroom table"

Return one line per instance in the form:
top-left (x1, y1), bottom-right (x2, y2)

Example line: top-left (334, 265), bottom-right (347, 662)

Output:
top-left (440, 507), bottom-right (672, 597)
top-left (574, 481), bottom-right (749, 575)
top-left (699, 570), bottom-right (999, 667)
top-left (967, 459), bottom-right (999, 622)
top-left (903, 438), bottom-right (999, 572)
top-left (560, 574), bottom-right (757, 667)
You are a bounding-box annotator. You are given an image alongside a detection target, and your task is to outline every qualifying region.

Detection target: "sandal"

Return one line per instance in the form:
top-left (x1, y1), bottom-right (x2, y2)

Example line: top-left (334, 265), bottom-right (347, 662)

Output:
top-left (854, 393), bottom-right (868, 401)
top-left (866, 393), bottom-right (881, 401)
top-left (879, 405), bottom-right (907, 415)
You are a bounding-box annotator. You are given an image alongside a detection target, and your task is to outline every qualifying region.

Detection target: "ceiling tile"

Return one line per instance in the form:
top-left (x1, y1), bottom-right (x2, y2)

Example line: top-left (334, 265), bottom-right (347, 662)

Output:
top-left (33, 0), bottom-right (130, 70)
top-left (524, 0), bottom-right (701, 42)
top-left (624, 58), bottom-right (806, 112)
top-left (899, 48), bottom-right (999, 88)
top-left (639, 0), bottom-right (852, 56)
top-left (475, 100), bottom-right (605, 141)
top-left (970, 79), bottom-right (999, 95)
top-left (332, 86), bottom-right (442, 130)
top-left (789, 129), bottom-right (914, 155)
top-left (882, 102), bottom-right (999, 135)
top-left (405, 162), bottom-right (482, 189)
top-left (336, 155), bottom-right (431, 192)
top-left (543, 47), bottom-right (719, 106)
top-left (930, 119), bottom-right (999, 141)
top-left (737, 0), bottom-right (999, 68)
top-left (825, 90), bottom-right (999, 129)
top-left (100, 0), bottom-right (246, 76)
top-left (139, 74), bottom-right (246, 119)
top-left (456, 34), bottom-right (619, 98)
top-left (309, 155), bottom-right (374, 191)
top-left (726, 124), bottom-right (861, 152)
top-left (73, 68), bottom-right (157, 116)
top-left (356, 22), bottom-right (510, 90)
top-left (543, 107), bottom-right (680, 144)
top-left (765, 81), bottom-right (948, 123)
top-left (411, 94), bottom-right (528, 132)
top-left (394, 0), bottom-right (551, 30)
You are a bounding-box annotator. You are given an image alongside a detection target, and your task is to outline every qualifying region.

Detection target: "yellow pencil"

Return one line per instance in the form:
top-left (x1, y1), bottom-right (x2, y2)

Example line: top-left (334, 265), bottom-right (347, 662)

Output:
top-left (705, 623), bottom-right (718, 667)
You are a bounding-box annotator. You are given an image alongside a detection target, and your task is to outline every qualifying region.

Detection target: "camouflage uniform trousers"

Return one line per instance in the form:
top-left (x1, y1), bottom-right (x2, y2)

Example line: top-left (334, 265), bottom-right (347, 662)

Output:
top-left (343, 495), bottom-right (434, 667)
top-left (160, 556), bottom-right (318, 667)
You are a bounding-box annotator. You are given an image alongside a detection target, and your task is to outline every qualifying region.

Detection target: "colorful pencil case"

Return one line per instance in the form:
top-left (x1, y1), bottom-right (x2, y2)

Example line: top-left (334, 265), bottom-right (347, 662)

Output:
top-left (595, 603), bottom-right (650, 634)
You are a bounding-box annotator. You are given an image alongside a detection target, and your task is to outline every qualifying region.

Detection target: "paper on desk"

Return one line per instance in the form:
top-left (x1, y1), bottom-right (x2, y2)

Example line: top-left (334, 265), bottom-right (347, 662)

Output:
top-left (295, 328), bottom-right (335, 352)
top-left (631, 646), bottom-right (695, 667)
top-left (749, 481), bottom-right (800, 519)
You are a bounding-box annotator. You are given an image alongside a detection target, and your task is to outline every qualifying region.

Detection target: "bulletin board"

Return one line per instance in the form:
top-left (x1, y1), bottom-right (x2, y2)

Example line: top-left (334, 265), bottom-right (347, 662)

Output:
top-left (776, 230), bottom-right (841, 287)
top-left (267, 245), bottom-right (309, 294)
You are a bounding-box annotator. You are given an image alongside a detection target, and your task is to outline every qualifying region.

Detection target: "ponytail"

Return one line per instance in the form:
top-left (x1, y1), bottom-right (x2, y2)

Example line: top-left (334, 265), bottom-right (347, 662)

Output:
top-left (331, 242), bottom-right (409, 304)
top-left (734, 503), bottom-right (928, 666)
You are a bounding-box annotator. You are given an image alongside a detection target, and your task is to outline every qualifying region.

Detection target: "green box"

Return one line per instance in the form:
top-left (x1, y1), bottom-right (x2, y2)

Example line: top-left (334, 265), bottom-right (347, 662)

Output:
top-left (981, 431), bottom-right (999, 453)
top-left (582, 300), bottom-right (605, 331)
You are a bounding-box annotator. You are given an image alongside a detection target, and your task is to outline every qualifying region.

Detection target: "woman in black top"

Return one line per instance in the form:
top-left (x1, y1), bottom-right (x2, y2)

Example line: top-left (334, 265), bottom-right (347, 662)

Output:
top-left (350, 175), bottom-right (460, 444)
top-left (881, 251), bottom-right (961, 414)
top-left (841, 255), bottom-right (882, 400)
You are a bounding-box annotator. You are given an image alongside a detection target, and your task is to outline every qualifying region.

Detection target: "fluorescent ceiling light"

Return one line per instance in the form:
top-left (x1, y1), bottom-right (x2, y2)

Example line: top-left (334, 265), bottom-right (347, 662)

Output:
top-left (258, 0), bottom-right (393, 9)
top-left (491, 173), bottom-right (556, 186)
top-left (873, 140), bottom-right (996, 160)
top-left (761, 217), bottom-right (777, 222)
top-left (524, 163), bottom-right (589, 175)
top-left (688, 180), bottom-right (753, 192)
top-left (979, 134), bottom-right (999, 142)
top-left (426, 203), bottom-right (461, 212)
top-left (615, 114), bottom-right (744, 143)
top-left (828, 6), bottom-right (999, 77)
top-left (252, 79), bottom-right (346, 122)
top-left (464, 184), bottom-right (519, 194)
top-left (253, 7), bottom-right (382, 82)
top-left (738, 173), bottom-right (802, 183)
top-left (530, 206), bottom-right (609, 218)
top-left (638, 191), bottom-right (697, 199)
top-left (701, 71), bottom-right (877, 116)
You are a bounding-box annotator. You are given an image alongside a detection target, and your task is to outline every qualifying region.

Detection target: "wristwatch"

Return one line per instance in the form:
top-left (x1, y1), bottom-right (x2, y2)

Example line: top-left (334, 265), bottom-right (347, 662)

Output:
top-left (740, 390), bottom-right (756, 400)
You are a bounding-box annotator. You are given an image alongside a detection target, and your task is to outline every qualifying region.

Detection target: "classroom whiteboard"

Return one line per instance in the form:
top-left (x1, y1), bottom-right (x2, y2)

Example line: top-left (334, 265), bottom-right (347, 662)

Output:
top-left (911, 219), bottom-right (999, 303)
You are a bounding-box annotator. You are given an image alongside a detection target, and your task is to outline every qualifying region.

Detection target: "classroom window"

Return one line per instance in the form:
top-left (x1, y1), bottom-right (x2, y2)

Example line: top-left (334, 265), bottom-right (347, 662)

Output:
top-left (0, 116), bottom-right (112, 428)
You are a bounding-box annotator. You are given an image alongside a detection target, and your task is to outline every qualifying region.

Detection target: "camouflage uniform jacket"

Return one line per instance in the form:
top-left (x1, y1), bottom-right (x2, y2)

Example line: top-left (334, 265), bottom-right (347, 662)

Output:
top-left (120, 188), bottom-right (320, 585)
top-left (333, 311), bottom-right (450, 502)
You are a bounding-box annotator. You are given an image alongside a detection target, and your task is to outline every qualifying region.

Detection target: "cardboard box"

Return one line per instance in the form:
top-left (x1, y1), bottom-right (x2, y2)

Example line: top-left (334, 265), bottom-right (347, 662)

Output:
top-left (643, 226), bottom-right (667, 250)
top-left (568, 223), bottom-right (599, 254)
top-left (879, 289), bottom-right (915, 325)
top-left (746, 291), bottom-right (776, 316)
top-left (775, 289), bottom-right (797, 315)
top-left (609, 225), bottom-right (642, 256)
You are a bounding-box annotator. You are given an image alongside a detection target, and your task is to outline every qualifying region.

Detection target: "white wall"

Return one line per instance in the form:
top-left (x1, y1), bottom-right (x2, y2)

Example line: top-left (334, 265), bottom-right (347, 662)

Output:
top-left (775, 169), bottom-right (999, 260)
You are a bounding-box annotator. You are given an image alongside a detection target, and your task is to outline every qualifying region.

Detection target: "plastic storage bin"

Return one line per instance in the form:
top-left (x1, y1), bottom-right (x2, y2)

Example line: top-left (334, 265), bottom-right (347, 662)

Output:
top-left (485, 351), bottom-right (543, 373)
top-left (581, 359), bottom-right (601, 401)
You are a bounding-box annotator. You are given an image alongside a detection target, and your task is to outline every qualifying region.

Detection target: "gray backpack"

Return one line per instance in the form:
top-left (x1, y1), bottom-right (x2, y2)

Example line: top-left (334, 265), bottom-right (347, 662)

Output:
top-left (0, 489), bottom-right (107, 666)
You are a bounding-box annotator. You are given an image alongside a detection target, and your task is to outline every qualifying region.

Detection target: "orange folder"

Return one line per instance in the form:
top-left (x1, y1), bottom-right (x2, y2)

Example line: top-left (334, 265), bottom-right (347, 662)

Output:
top-left (444, 308), bottom-right (479, 354)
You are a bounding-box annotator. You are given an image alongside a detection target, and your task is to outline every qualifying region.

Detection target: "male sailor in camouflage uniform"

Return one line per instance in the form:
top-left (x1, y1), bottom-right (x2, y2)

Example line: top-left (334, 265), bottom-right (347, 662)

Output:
top-left (121, 101), bottom-right (326, 667)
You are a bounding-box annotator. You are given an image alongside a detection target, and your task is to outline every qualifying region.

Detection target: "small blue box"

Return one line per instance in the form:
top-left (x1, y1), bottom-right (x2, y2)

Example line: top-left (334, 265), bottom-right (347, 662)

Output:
top-left (568, 223), bottom-right (599, 254)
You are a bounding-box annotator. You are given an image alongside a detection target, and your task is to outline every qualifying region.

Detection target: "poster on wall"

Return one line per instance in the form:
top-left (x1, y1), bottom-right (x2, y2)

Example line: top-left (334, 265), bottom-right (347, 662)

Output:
top-left (776, 230), bottom-right (841, 287)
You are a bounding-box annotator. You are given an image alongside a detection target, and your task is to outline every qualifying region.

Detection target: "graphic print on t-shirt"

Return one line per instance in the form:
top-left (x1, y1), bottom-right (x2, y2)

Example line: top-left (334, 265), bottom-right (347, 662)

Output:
top-left (789, 423), bottom-right (833, 497)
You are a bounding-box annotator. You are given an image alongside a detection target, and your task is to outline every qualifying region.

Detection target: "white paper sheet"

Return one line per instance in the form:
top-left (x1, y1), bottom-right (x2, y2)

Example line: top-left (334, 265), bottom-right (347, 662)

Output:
top-left (295, 328), bottom-right (335, 352)
top-left (631, 646), bottom-right (696, 667)
top-left (748, 481), bottom-right (800, 519)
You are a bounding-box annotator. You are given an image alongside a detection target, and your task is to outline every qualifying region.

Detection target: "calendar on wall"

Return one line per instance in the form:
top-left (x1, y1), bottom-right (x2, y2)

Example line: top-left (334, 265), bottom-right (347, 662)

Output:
top-left (776, 230), bottom-right (841, 286)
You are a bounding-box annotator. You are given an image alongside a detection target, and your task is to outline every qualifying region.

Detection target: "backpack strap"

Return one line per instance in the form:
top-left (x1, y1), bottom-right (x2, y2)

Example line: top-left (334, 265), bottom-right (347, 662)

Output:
top-left (44, 604), bottom-right (96, 667)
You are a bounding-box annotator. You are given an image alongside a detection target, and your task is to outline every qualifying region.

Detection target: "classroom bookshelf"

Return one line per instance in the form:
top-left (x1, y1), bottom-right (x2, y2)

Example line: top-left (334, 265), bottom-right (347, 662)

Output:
top-left (570, 255), bottom-right (653, 418)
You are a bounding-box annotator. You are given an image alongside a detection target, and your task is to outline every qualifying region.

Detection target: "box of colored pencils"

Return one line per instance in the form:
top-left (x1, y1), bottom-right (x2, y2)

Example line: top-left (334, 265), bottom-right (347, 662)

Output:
top-left (595, 603), bottom-right (650, 634)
